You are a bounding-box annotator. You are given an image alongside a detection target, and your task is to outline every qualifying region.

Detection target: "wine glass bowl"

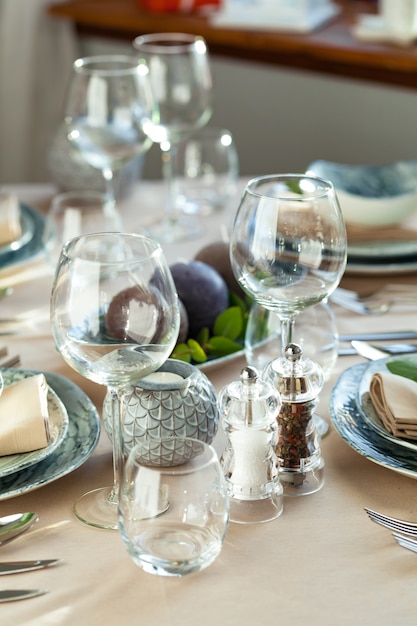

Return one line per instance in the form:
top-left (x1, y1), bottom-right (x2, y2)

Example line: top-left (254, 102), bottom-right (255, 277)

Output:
top-left (50, 233), bottom-right (180, 529)
top-left (230, 174), bottom-right (347, 352)
top-left (64, 55), bottom-right (155, 205)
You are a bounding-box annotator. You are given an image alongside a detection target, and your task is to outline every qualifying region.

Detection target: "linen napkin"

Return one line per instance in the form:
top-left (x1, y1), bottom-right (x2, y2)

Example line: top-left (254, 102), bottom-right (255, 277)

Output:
top-left (369, 371), bottom-right (417, 439)
top-left (0, 192), bottom-right (21, 246)
top-left (0, 374), bottom-right (50, 456)
top-left (346, 222), bottom-right (417, 244)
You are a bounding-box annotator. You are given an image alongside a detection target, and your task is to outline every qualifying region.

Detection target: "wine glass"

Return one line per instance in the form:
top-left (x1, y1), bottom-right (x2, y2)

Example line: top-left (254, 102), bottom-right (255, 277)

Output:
top-left (230, 173), bottom-right (347, 363)
top-left (50, 233), bottom-right (180, 530)
top-left (133, 33), bottom-right (213, 242)
top-left (64, 55), bottom-right (154, 207)
top-left (42, 190), bottom-right (123, 274)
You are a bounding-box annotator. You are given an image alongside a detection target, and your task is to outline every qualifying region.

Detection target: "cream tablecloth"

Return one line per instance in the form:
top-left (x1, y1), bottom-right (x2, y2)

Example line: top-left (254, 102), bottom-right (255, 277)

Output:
top-left (1, 182), bottom-right (417, 626)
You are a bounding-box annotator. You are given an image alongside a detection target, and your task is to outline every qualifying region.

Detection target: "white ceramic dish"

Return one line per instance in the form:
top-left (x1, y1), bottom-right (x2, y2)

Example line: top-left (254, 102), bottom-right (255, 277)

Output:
top-left (0, 369), bottom-right (69, 478)
top-left (306, 160), bottom-right (417, 226)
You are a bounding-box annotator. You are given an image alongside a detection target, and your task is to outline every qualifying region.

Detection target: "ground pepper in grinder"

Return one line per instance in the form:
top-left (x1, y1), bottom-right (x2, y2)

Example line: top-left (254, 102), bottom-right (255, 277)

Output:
top-left (263, 343), bottom-right (325, 496)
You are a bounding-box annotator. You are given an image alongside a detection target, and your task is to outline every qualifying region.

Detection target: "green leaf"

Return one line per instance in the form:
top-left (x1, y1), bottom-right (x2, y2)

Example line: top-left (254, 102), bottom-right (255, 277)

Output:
top-left (170, 343), bottom-right (192, 363)
top-left (187, 339), bottom-right (207, 363)
top-left (386, 359), bottom-right (417, 382)
top-left (208, 336), bottom-right (243, 358)
top-left (197, 327), bottom-right (210, 346)
top-left (213, 306), bottom-right (243, 341)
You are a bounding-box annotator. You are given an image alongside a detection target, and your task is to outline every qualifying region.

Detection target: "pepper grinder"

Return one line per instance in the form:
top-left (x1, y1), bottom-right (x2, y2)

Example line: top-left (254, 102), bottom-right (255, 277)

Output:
top-left (263, 343), bottom-right (325, 496)
top-left (218, 366), bottom-right (283, 524)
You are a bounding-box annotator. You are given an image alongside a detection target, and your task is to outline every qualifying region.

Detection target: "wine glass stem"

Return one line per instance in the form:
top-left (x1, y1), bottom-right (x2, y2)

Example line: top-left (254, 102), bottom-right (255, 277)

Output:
top-left (102, 166), bottom-right (116, 207)
top-left (107, 385), bottom-right (126, 505)
top-left (280, 317), bottom-right (295, 356)
top-left (162, 142), bottom-right (178, 222)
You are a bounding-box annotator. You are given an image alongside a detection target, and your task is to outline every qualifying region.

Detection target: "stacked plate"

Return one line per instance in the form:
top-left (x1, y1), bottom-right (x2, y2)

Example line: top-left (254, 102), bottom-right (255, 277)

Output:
top-left (330, 355), bottom-right (417, 479)
top-left (0, 369), bottom-right (100, 500)
top-left (0, 203), bottom-right (46, 270)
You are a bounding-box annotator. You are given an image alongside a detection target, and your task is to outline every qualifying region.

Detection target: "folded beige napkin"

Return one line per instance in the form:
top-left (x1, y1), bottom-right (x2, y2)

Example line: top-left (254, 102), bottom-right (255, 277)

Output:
top-left (0, 192), bottom-right (21, 246)
top-left (346, 223), bottom-right (417, 244)
top-left (369, 371), bottom-right (417, 440)
top-left (0, 374), bottom-right (50, 456)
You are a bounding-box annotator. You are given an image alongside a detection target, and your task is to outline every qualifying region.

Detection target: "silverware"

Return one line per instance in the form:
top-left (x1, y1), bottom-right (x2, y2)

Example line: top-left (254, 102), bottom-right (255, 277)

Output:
top-left (339, 331), bottom-right (417, 342)
top-left (364, 507), bottom-right (417, 536)
top-left (392, 532), bottom-right (417, 554)
top-left (351, 341), bottom-right (394, 361)
top-left (0, 560), bottom-right (59, 575)
top-left (0, 513), bottom-right (39, 546)
top-left (0, 588), bottom-right (47, 602)
top-left (339, 342), bottom-right (417, 357)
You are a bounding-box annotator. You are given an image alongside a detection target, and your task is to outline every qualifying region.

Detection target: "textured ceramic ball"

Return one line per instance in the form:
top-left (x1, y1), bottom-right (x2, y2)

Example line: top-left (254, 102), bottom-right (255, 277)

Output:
top-left (103, 359), bottom-right (219, 465)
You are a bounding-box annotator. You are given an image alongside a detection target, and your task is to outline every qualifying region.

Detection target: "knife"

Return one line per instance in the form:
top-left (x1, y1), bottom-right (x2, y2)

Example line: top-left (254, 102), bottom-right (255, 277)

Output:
top-left (0, 589), bottom-right (48, 602)
top-left (0, 559), bottom-right (59, 575)
top-left (339, 343), bottom-right (417, 357)
top-left (339, 331), bottom-right (417, 342)
top-left (351, 341), bottom-right (391, 361)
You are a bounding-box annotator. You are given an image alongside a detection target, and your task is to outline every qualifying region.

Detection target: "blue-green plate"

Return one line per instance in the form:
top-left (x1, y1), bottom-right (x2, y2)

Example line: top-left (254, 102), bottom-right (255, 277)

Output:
top-left (0, 204), bottom-right (45, 270)
top-left (0, 368), bottom-right (100, 501)
top-left (330, 362), bottom-right (417, 480)
top-left (0, 370), bottom-right (69, 478)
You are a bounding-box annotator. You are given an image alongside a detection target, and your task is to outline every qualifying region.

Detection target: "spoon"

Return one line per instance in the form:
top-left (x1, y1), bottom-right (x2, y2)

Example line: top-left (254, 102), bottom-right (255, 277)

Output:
top-left (0, 513), bottom-right (38, 546)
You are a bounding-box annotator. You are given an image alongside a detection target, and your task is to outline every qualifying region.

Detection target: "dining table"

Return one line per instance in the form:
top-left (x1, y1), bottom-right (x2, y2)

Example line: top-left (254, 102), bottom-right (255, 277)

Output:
top-left (1, 179), bottom-right (417, 626)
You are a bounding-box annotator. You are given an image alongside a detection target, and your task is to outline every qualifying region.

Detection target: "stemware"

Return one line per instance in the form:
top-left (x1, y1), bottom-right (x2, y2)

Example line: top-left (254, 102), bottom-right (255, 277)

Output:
top-left (64, 55), bottom-right (154, 206)
top-left (230, 173), bottom-right (347, 363)
top-left (42, 190), bottom-right (123, 273)
top-left (50, 233), bottom-right (180, 529)
top-left (133, 33), bottom-right (213, 242)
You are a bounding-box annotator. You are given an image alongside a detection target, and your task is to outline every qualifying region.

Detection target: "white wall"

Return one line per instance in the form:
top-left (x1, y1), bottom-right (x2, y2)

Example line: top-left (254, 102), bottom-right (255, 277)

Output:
top-left (81, 35), bottom-right (417, 181)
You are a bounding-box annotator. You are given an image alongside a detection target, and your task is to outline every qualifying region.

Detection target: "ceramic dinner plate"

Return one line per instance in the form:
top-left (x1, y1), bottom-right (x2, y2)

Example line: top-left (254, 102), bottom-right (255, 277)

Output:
top-left (0, 369), bottom-right (69, 478)
top-left (356, 354), bottom-right (417, 453)
top-left (0, 203), bottom-right (45, 270)
top-left (345, 257), bottom-right (417, 276)
top-left (330, 362), bottom-right (417, 480)
top-left (0, 369), bottom-right (100, 501)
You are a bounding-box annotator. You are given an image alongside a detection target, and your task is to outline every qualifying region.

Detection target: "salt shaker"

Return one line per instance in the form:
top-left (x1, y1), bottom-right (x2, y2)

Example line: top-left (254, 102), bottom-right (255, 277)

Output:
top-left (263, 343), bottom-right (325, 496)
top-left (218, 366), bottom-right (283, 524)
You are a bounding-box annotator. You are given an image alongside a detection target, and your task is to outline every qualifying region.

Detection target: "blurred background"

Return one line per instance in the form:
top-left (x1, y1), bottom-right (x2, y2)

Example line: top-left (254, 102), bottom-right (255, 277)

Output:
top-left (2, 0), bottom-right (417, 185)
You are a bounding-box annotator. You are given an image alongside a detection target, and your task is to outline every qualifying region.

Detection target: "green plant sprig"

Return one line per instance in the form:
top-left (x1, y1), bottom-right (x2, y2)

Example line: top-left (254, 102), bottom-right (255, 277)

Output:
top-left (170, 291), bottom-right (251, 365)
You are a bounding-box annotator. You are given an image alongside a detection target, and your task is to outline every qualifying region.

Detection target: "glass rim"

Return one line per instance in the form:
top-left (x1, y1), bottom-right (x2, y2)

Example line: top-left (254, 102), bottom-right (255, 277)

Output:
top-left (61, 232), bottom-right (163, 264)
top-left (133, 32), bottom-right (206, 53)
top-left (73, 54), bottom-right (145, 75)
top-left (245, 173), bottom-right (335, 200)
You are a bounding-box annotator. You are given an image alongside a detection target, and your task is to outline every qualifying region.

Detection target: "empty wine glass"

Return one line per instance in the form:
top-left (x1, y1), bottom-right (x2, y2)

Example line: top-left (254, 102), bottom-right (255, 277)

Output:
top-left (50, 233), bottom-right (180, 529)
top-left (42, 190), bottom-right (123, 273)
top-left (64, 55), bottom-right (154, 206)
top-left (133, 33), bottom-right (213, 242)
top-left (230, 173), bottom-right (347, 361)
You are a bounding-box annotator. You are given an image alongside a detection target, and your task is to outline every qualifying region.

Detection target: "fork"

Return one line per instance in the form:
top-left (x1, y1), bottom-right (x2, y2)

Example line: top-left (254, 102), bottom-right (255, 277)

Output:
top-left (392, 532), bottom-right (417, 554)
top-left (364, 507), bottom-right (417, 536)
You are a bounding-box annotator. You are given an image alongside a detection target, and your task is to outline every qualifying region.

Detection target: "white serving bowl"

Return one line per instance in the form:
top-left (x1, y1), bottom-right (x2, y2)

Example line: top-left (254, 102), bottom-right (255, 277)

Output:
top-left (306, 160), bottom-right (417, 226)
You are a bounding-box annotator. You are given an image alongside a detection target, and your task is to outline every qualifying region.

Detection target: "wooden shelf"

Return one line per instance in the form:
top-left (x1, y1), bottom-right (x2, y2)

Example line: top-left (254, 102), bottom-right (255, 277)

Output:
top-left (47, 0), bottom-right (417, 89)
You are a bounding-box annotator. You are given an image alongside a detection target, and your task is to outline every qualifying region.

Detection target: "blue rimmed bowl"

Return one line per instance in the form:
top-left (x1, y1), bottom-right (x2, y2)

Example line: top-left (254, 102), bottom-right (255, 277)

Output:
top-left (307, 160), bottom-right (417, 226)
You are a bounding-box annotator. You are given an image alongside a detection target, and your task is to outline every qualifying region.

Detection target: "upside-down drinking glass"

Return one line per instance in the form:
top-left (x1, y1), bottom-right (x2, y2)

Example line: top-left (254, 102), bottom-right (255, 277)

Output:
top-left (50, 233), bottom-right (180, 529)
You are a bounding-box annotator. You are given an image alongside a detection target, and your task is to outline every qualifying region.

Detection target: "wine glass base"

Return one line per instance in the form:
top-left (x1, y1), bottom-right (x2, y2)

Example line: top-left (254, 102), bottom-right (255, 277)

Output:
top-left (142, 215), bottom-right (202, 243)
top-left (73, 486), bottom-right (119, 530)
top-left (314, 414), bottom-right (330, 438)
